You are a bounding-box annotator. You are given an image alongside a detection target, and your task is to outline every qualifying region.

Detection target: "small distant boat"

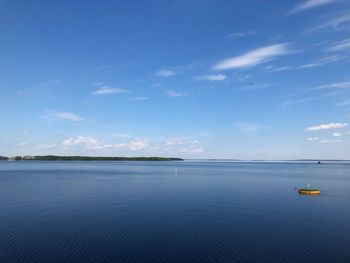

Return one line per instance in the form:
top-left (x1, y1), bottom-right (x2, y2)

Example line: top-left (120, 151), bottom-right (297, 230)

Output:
top-left (317, 161), bottom-right (321, 164)
top-left (298, 189), bottom-right (321, 195)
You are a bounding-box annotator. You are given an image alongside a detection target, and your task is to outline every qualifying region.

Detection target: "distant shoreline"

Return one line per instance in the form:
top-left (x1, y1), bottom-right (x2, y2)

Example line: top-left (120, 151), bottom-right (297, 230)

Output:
top-left (0, 155), bottom-right (183, 161)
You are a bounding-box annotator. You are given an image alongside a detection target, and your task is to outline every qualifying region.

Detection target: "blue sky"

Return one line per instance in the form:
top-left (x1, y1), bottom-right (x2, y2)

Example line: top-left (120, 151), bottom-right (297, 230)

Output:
top-left (1, 0), bottom-right (350, 159)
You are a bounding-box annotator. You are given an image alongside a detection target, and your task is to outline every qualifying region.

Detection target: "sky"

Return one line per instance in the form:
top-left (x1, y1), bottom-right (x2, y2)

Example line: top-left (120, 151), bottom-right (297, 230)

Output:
top-left (1, 0), bottom-right (350, 159)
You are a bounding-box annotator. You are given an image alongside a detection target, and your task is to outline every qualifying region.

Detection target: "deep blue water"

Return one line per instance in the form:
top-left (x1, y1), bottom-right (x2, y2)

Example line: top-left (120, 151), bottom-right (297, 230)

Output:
top-left (0, 161), bottom-right (350, 263)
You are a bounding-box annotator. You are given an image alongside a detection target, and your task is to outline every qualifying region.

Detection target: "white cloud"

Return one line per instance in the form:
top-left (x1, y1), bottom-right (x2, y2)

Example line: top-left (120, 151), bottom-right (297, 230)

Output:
top-left (282, 92), bottom-right (338, 107)
top-left (63, 136), bottom-right (101, 149)
top-left (320, 139), bottom-right (343, 143)
top-left (237, 123), bottom-right (260, 132)
top-left (179, 147), bottom-right (204, 153)
top-left (228, 31), bottom-right (256, 38)
top-left (166, 90), bottom-right (187, 97)
top-left (18, 142), bottom-right (28, 146)
top-left (194, 74), bottom-right (227, 81)
top-left (18, 79), bottom-right (62, 95)
top-left (102, 139), bottom-right (149, 151)
top-left (240, 83), bottom-right (272, 91)
top-left (132, 96), bottom-right (148, 100)
top-left (213, 43), bottom-right (291, 70)
top-left (316, 14), bottom-right (350, 31)
top-left (267, 66), bottom-right (292, 72)
top-left (197, 132), bottom-right (213, 137)
top-left (155, 69), bottom-right (176, 77)
top-left (166, 139), bottom-right (200, 145)
top-left (92, 86), bottom-right (129, 95)
top-left (44, 110), bottom-right (83, 122)
top-left (61, 136), bottom-right (149, 151)
top-left (326, 38), bottom-right (350, 51)
top-left (36, 143), bottom-right (59, 149)
top-left (300, 55), bottom-right (345, 68)
top-left (166, 139), bottom-right (204, 154)
top-left (129, 139), bottom-right (149, 150)
top-left (333, 132), bottom-right (342, 137)
top-left (282, 97), bottom-right (316, 107)
top-left (306, 122), bottom-right (348, 131)
top-left (307, 137), bottom-right (320, 141)
top-left (289, 0), bottom-right (339, 14)
top-left (336, 99), bottom-right (350, 107)
top-left (35, 135), bottom-right (206, 156)
top-left (114, 133), bottom-right (132, 138)
top-left (312, 81), bottom-right (350, 90)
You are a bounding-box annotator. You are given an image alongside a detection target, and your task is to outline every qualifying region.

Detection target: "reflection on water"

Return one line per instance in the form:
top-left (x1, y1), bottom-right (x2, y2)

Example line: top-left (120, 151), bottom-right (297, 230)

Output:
top-left (0, 161), bottom-right (350, 263)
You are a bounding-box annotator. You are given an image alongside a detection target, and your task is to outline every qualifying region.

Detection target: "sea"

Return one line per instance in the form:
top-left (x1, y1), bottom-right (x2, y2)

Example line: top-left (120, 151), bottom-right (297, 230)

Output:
top-left (0, 161), bottom-right (349, 263)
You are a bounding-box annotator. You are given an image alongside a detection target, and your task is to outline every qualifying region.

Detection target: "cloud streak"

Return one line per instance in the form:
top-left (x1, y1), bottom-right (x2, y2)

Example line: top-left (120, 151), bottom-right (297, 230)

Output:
top-left (289, 0), bottom-right (339, 14)
top-left (92, 86), bottom-right (129, 95)
top-left (316, 13), bottom-right (350, 31)
top-left (320, 139), bottom-right (343, 143)
top-left (44, 110), bottom-right (83, 122)
top-left (306, 122), bottom-right (348, 131)
top-left (213, 43), bottom-right (291, 70)
top-left (194, 74), bottom-right (227, 81)
top-left (155, 69), bottom-right (176, 77)
top-left (326, 38), bottom-right (350, 51)
top-left (300, 55), bottom-right (345, 68)
top-left (62, 136), bottom-right (150, 151)
top-left (167, 90), bottom-right (187, 97)
top-left (229, 31), bottom-right (256, 38)
top-left (63, 136), bottom-right (100, 149)
top-left (312, 81), bottom-right (350, 90)
top-left (336, 99), bottom-right (350, 107)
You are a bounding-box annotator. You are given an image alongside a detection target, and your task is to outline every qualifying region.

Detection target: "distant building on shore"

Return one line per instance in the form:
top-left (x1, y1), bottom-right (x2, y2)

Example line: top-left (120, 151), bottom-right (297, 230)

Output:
top-left (23, 155), bottom-right (35, 160)
top-left (7, 155), bottom-right (36, 161)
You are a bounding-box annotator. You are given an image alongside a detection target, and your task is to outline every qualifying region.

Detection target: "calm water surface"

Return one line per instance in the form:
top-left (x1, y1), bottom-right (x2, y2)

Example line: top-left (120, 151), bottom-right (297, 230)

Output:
top-left (0, 161), bottom-right (349, 263)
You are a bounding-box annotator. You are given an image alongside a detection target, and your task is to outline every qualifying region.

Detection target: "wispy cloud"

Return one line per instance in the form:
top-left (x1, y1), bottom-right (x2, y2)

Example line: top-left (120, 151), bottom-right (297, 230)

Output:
top-left (44, 110), bottom-right (83, 122)
top-left (228, 31), bottom-right (256, 38)
top-left (300, 55), bottom-right (345, 68)
top-left (307, 137), bottom-right (320, 141)
top-left (36, 143), bottom-right (59, 149)
top-left (320, 139), bottom-right (343, 143)
top-left (336, 99), bottom-right (350, 107)
top-left (155, 69), bottom-right (176, 77)
top-left (306, 122), bottom-right (348, 131)
top-left (213, 43), bottom-right (291, 70)
top-left (316, 13), bottom-right (350, 31)
top-left (63, 136), bottom-right (101, 149)
top-left (240, 83), bottom-right (272, 91)
top-left (326, 38), bottom-right (350, 51)
top-left (268, 55), bottom-right (345, 72)
top-left (128, 139), bottom-right (150, 150)
top-left (166, 90), bottom-right (187, 97)
top-left (281, 92), bottom-right (338, 107)
top-left (312, 81), bottom-right (350, 90)
top-left (194, 74), bottom-right (227, 81)
top-left (237, 122), bottom-right (260, 132)
top-left (333, 132), bottom-right (342, 137)
top-left (114, 133), bottom-right (132, 138)
top-left (165, 139), bottom-right (204, 154)
top-left (132, 96), bottom-right (149, 100)
top-left (92, 86), bottom-right (129, 95)
top-left (62, 136), bottom-right (150, 151)
top-left (267, 66), bottom-right (292, 72)
top-left (288, 0), bottom-right (339, 14)
top-left (18, 79), bottom-right (62, 95)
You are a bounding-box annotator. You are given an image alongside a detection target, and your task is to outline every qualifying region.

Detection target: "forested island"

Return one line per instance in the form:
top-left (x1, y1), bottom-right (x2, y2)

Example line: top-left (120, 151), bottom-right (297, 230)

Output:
top-left (0, 155), bottom-right (183, 161)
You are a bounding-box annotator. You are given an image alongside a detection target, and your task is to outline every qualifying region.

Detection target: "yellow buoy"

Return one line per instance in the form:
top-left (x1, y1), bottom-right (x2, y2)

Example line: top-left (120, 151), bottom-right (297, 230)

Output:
top-left (298, 189), bottom-right (321, 195)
